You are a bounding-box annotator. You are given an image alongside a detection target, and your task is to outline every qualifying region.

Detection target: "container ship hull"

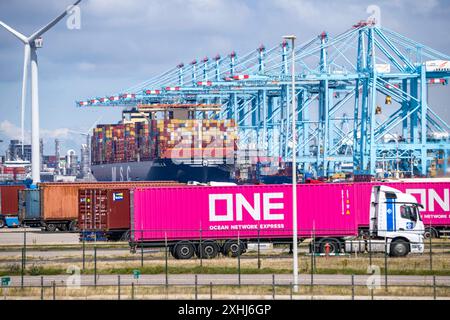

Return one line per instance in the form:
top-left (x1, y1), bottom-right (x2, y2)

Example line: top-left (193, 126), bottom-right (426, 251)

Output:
top-left (91, 159), bottom-right (233, 183)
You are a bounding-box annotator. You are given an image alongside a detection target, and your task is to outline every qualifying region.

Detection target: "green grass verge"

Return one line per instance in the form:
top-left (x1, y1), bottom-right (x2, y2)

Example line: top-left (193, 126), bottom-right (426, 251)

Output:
top-left (1, 265), bottom-right (450, 277)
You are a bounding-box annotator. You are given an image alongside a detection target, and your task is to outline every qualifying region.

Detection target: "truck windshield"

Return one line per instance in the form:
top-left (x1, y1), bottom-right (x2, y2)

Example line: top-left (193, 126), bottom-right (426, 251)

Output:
top-left (414, 205), bottom-right (422, 221)
top-left (400, 205), bottom-right (417, 222)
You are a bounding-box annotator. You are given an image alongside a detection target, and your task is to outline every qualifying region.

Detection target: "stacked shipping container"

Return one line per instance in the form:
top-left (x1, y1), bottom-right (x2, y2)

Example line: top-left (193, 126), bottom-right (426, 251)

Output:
top-left (91, 119), bottom-right (237, 165)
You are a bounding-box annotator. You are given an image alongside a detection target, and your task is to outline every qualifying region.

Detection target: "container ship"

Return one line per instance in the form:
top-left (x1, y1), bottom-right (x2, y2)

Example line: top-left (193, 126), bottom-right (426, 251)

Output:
top-left (90, 104), bottom-right (239, 183)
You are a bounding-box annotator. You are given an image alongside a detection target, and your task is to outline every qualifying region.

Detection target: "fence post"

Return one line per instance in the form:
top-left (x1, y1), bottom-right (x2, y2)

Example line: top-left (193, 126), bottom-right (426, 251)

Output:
top-left (351, 274), bottom-right (355, 300)
top-left (82, 234), bottom-right (86, 272)
top-left (140, 230), bottom-right (144, 268)
top-left (195, 274), bottom-right (198, 300)
top-left (433, 275), bottom-right (436, 300)
top-left (237, 233), bottom-right (241, 288)
top-left (310, 242), bottom-right (314, 292)
top-left (52, 281), bottom-right (56, 300)
top-left (313, 228), bottom-right (316, 272)
top-left (429, 232), bottom-right (433, 271)
top-left (41, 276), bottom-right (44, 300)
top-left (94, 246), bottom-right (97, 288)
top-left (369, 237), bottom-right (372, 267)
top-left (272, 274), bottom-right (275, 300)
top-left (199, 227), bottom-right (203, 267)
top-left (131, 282), bottom-right (135, 300)
top-left (165, 233), bottom-right (168, 288)
top-left (21, 247), bottom-right (25, 289)
top-left (23, 229), bottom-right (27, 269)
top-left (210, 282), bottom-right (213, 300)
top-left (118, 275), bottom-right (121, 300)
top-left (290, 282), bottom-right (293, 300)
top-left (257, 228), bottom-right (261, 269)
top-left (384, 238), bottom-right (388, 291)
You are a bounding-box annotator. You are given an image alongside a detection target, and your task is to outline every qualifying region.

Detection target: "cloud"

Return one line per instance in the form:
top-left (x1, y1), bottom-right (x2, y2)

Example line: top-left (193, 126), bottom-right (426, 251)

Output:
top-left (0, 120), bottom-right (27, 142)
top-left (0, 120), bottom-right (83, 153)
top-left (77, 62), bottom-right (96, 72)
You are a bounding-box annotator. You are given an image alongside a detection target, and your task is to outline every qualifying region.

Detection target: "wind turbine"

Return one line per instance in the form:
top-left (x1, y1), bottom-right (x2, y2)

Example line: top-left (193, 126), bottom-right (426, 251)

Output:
top-left (0, 0), bottom-right (82, 184)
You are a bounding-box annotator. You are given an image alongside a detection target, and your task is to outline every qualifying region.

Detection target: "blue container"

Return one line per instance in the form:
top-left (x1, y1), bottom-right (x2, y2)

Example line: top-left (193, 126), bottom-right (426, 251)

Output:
top-left (20, 189), bottom-right (41, 221)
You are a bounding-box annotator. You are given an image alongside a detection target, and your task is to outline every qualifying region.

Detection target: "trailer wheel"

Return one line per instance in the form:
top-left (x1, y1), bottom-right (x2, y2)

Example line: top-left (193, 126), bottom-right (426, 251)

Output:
top-left (196, 241), bottom-right (219, 259)
top-left (58, 224), bottom-right (68, 232)
top-left (45, 223), bottom-right (57, 232)
top-left (390, 239), bottom-right (409, 257)
top-left (222, 240), bottom-right (244, 257)
top-left (174, 241), bottom-right (195, 260)
top-left (0, 219), bottom-right (5, 229)
top-left (424, 227), bottom-right (439, 239)
top-left (120, 231), bottom-right (130, 242)
top-left (170, 246), bottom-right (181, 259)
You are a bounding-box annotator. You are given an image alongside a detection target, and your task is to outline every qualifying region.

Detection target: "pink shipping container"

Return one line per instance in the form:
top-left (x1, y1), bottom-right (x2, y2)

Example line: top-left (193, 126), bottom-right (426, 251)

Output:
top-left (131, 180), bottom-right (450, 244)
top-left (131, 183), bottom-right (360, 242)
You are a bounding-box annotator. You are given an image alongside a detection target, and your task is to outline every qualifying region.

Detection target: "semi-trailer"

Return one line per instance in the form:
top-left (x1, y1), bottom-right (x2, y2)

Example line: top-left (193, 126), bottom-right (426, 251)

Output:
top-left (0, 184), bottom-right (25, 228)
top-left (128, 183), bottom-right (425, 258)
top-left (19, 181), bottom-right (182, 231)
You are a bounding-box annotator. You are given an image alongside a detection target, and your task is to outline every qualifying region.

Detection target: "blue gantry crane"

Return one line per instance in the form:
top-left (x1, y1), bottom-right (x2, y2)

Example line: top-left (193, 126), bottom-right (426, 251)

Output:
top-left (77, 22), bottom-right (450, 179)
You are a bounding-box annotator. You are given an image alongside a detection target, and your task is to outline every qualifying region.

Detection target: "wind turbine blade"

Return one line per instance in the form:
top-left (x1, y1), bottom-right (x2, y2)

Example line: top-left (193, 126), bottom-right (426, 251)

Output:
top-left (87, 116), bottom-right (103, 134)
top-left (20, 44), bottom-right (31, 154)
top-left (68, 129), bottom-right (85, 135)
top-left (0, 20), bottom-right (28, 43)
top-left (29, 0), bottom-right (82, 41)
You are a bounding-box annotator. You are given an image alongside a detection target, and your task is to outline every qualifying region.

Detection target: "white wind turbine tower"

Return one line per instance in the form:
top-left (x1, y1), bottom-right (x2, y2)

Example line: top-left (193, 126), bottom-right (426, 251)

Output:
top-left (0, 0), bottom-right (82, 184)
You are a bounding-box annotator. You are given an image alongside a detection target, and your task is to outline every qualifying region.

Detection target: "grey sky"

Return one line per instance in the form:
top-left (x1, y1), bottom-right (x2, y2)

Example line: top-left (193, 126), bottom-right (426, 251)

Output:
top-left (0, 0), bottom-right (449, 155)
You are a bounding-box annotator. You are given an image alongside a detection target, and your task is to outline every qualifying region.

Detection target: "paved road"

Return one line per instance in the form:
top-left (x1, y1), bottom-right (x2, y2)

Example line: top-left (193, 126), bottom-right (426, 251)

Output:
top-left (0, 228), bottom-right (79, 245)
top-left (6, 274), bottom-right (450, 287)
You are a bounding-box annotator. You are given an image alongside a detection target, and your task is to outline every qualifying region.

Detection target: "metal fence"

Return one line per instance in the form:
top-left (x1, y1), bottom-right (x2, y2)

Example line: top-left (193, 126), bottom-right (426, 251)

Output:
top-left (0, 228), bottom-right (449, 299)
top-left (1, 275), bottom-right (449, 300)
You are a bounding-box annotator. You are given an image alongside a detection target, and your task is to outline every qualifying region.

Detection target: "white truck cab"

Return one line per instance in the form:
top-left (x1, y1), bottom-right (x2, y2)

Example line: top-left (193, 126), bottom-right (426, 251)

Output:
top-left (370, 186), bottom-right (425, 256)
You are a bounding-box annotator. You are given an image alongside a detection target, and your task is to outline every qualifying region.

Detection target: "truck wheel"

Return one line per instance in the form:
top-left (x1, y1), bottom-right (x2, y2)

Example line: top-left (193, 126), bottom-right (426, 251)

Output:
top-left (222, 240), bottom-right (244, 257)
top-left (69, 221), bottom-right (79, 232)
top-left (196, 241), bottom-right (219, 259)
top-left (46, 224), bottom-right (57, 232)
top-left (390, 240), bottom-right (409, 257)
top-left (424, 227), bottom-right (439, 239)
top-left (174, 241), bottom-right (195, 260)
top-left (319, 238), bottom-right (341, 254)
top-left (0, 219), bottom-right (5, 228)
top-left (59, 224), bottom-right (68, 232)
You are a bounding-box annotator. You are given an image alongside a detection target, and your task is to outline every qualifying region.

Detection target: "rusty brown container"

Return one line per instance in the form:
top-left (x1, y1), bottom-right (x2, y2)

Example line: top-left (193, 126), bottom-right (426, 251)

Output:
top-left (78, 189), bottom-right (131, 231)
top-left (39, 181), bottom-right (183, 231)
top-left (0, 185), bottom-right (25, 215)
